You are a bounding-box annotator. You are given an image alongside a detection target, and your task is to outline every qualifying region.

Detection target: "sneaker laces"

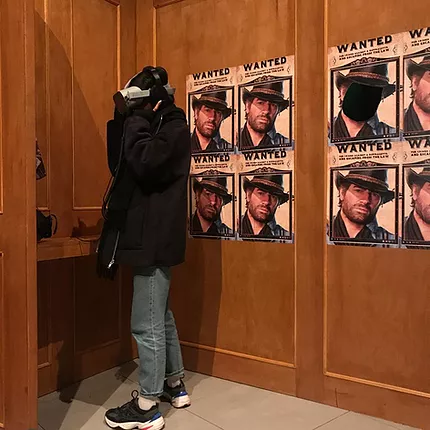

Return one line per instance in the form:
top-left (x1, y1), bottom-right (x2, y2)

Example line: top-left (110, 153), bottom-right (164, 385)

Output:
top-left (114, 390), bottom-right (139, 413)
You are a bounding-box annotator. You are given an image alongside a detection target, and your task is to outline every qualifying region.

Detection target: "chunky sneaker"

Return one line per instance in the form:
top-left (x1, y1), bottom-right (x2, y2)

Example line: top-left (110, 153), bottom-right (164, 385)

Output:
top-left (162, 380), bottom-right (191, 409)
top-left (104, 390), bottom-right (165, 430)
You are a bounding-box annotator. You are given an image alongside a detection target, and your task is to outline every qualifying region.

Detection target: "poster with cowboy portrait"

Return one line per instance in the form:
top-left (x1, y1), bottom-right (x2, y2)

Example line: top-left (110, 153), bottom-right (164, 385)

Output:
top-left (188, 169), bottom-right (236, 240)
top-left (403, 28), bottom-right (430, 139)
top-left (327, 157), bottom-right (399, 247)
top-left (237, 55), bottom-right (294, 152)
top-left (186, 67), bottom-right (236, 155)
top-left (328, 33), bottom-right (401, 144)
top-left (237, 164), bottom-right (293, 243)
top-left (401, 134), bottom-right (430, 248)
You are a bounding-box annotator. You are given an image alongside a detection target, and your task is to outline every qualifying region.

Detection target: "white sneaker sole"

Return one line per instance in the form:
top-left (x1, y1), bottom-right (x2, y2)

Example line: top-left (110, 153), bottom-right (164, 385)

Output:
top-left (171, 394), bottom-right (191, 409)
top-left (105, 415), bottom-right (165, 430)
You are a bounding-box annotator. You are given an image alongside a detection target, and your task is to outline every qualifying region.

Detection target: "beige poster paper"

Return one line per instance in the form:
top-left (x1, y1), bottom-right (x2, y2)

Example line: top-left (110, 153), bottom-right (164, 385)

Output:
top-left (236, 55), bottom-right (294, 151)
top-left (401, 139), bottom-right (430, 248)
top-left (403, 27), bottom-right (430, 138)
top-left (188, 154), bottom-right (238, 240)
top-left (328, 33), bottom-right (402, 143)
top-left (186, 66), bottom-right (236, 154)
top-left (236, 150), bottom-right (294, 243)
top-left (327, 142), bottom-right (401, 247)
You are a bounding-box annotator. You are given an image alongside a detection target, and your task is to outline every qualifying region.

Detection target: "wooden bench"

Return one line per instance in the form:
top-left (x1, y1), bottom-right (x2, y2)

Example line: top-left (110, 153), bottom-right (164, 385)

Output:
top-left (37, 235), bottom-right (99, 261)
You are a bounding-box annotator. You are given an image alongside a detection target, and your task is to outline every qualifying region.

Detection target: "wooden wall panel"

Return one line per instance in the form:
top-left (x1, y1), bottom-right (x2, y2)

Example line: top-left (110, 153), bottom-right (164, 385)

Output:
top-left (0, 254), bottom-right (4, 426)
top-left (295, 0), bottom-right (326, 403)
top-left (36, 0), bottom-right (138, 396)
top-left (37, 262), bottom-right (51, 368)
top-left (72, 0), bottom-right (118, 211)
top-left (326, 0), bottom-right (430, 400)
top-left (0, 0), bottom-right (38, 426)
top-left (327, 247), bottom-right (430, 395)
top-left (74, 256), bottom-right (121, 353)
top-left (46, 0), bottom-right (74, 237)
top-left (35, 0), bottom-right (49, 210)
top-left (157, 0), bottom-right (296, 389)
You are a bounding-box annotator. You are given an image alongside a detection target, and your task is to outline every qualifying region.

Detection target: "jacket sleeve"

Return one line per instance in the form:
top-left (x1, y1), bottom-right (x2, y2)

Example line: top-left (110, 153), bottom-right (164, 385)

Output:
top-left (123, 115), bottom-right (188, 185)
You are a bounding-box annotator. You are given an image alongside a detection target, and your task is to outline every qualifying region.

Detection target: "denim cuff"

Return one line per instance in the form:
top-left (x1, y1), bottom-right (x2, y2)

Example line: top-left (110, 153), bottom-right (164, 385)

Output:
top-left (165, 368), bottom-right (185, 379)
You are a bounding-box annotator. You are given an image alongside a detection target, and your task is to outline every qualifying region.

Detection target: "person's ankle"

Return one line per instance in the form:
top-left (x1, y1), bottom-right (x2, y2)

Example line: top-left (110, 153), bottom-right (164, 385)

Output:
top-left (167, 376), bottom-right (181, 388)
top-left (138, 395), bottom-right (157, 411)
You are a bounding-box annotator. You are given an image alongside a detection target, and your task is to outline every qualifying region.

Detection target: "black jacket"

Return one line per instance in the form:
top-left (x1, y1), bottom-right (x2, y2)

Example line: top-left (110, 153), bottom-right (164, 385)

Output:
top-left (99, 105), bottom-right (191, 269)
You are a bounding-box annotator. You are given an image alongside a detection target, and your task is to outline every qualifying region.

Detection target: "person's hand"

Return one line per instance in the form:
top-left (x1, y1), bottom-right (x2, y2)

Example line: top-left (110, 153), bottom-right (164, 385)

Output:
top-left (153, 101), bottom-right (162, 112)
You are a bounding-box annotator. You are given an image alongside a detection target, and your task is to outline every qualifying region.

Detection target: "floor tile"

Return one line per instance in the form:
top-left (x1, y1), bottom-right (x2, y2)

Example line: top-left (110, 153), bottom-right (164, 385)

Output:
top-left (38, 372), bottom-right (139, 430)
top-left (189, 381), bottom-right (346, 430)
top-left (39, 362), bottom-right (421, 430)
top-left (370, 416), bottom-right (421, 430)
top-left (117, 359), bottom-right (241, 403)
top-left (318, 412), bottom-right (419, 430)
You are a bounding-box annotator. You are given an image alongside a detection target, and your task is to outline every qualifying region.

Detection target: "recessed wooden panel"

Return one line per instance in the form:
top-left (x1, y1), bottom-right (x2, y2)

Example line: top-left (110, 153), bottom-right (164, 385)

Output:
top-left (158, 0), bottom-right (296, 376)
top-left (72, 0), bottom-right (118, 210)
top-left (220, 241), bottom-right (294, 363)
top-left (154, 0), bottom-right (183, 9)
top-left (0, 5), bottom-right (3, 217)
top-left (181, 343), bottom-right (296, 396)
top-left (156, 0), bottom-right (294, 109)
top-left (328, 0), bottom-right (430, 47)
top-left (326, 0), bottom-right (430, 407)
top-left (35, 0), bottom-right (49, 210)
top-left (45, 0), bottom-right (74, 237)
top-left (37, 261), bottom-right (51, 367)
top-left (74, 255), bottom-right (121, 353)
top-left (327, 247), bottom-right (430, 395)
top-left (0, 253), bottom-right (4, 425)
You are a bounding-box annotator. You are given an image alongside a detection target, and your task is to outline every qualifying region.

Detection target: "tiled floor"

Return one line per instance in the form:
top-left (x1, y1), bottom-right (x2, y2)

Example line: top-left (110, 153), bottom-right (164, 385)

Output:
top-left (38, 360), bottom-right (420, 430)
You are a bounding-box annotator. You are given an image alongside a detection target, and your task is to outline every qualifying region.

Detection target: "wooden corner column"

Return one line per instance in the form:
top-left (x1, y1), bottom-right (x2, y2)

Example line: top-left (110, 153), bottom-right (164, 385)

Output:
top-left (0, 0), bottom-right (38, 428)
top-left (295, 0), bottom-right (327, 402)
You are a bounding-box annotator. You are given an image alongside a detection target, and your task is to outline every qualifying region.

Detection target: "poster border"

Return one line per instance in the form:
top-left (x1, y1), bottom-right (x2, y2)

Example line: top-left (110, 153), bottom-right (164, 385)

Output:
top-left (329, 162), bottom-right (399, 246)
top-left (402, 47), bottom-right (430, 139)
top-left (237, 75), bottom-right (293, 152)
top-left (187, 84), bottom-right (236, 155)
top-left (401, 159), bottom-right (430, 247)
top-left (238, 168), bottom-right (293, 242)
top-left (329, 56), bottom-right (401, 144)
top-left (188, 170), bottom-right (236, 240)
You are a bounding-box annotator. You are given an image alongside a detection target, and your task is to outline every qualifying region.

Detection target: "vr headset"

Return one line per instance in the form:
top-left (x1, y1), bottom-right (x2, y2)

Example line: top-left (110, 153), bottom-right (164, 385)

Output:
top-left (113, 67), bottom-right (176, 115)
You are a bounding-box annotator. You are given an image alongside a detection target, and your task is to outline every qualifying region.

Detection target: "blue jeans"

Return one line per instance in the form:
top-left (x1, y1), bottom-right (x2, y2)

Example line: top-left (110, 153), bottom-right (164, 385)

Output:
top-left (131, 266), bottom-right (184, 398)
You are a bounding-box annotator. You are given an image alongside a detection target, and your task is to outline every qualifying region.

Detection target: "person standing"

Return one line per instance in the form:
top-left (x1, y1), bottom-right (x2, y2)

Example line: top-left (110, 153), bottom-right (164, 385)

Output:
top-left (98, 66), bottom-right (191, 430)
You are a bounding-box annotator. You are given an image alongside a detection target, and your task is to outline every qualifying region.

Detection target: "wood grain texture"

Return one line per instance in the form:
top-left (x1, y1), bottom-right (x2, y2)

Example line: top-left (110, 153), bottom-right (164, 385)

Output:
top-left (154, 0), bottom-right (185, 8)
top-left (37, 236), bottom-right (98, 261)
top-left (74, 256), bottom-right (121, 353)
top-left (136, 0), bottom-right (154, 68)
top-left (294, 0), bottom-right (326, 403)
top-left (0, 255), bottom-right (4, 425)
top-left (157, 0), bottom-right (296, 389)
top-left (327, 247), bottom-right (430, 395)
top-left (72, 0), bottom-right (118, 210)
top-left (325, 0), bottom-right (430, 427)
top-left (36, 0), bottom-right (138, 396)
top-left (0, 0), bottom-right (38, 427)
top-left (35, 0), bottom-right (49, 210)
top-left (46, 0), bottom-right (74, 237)
top-left (181, 343), bottom-right (296, 396)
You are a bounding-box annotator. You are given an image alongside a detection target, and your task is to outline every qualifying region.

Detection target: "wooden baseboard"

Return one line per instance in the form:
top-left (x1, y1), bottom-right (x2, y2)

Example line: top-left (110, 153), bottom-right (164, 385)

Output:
top-left (181, 343), bottom-right (296, 396)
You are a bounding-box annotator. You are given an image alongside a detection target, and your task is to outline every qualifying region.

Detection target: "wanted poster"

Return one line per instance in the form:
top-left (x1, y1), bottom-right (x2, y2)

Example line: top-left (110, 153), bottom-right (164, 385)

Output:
top-left (401, 139), bottom-right (430, 248)
top-left (236, 150), bottom-right (294, 243)
top-left (403, 27), bottom-right (430, 138)
top-left (328, 34), bottom-right (401, 144)
top-left (186, 66), bottom-right (236, 154)
top-left (188, 155), bottom-right (237, 240)
top-left (237, 55), bottom-right (294, 152)
top-left (327, 142), bottom-right (401, 247)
